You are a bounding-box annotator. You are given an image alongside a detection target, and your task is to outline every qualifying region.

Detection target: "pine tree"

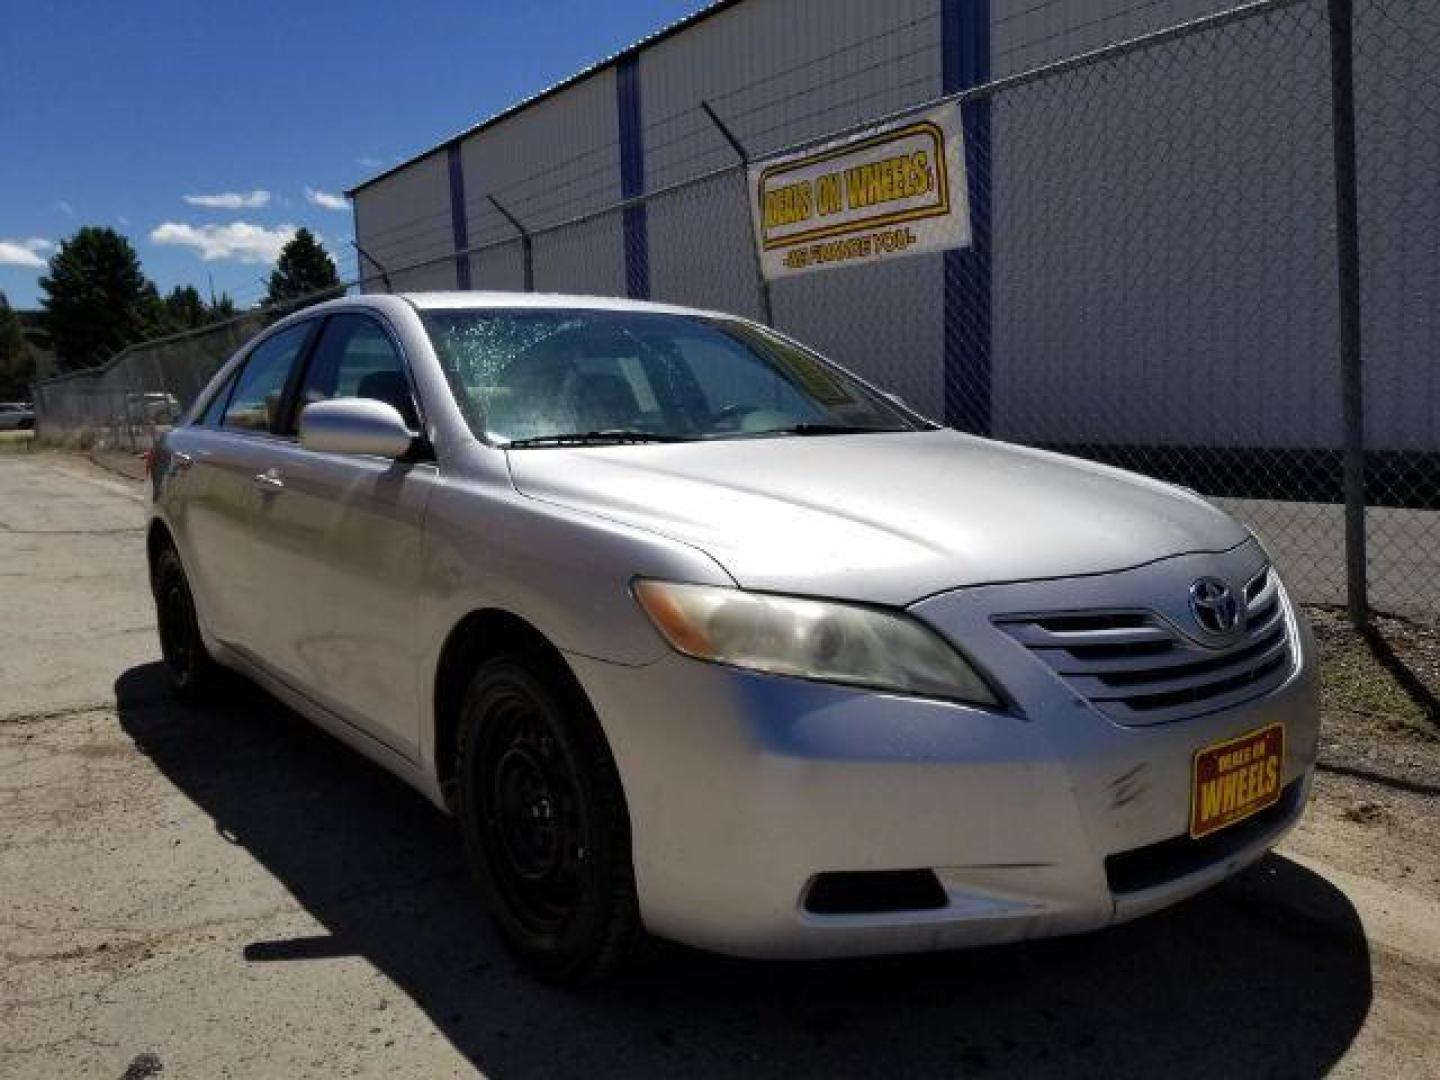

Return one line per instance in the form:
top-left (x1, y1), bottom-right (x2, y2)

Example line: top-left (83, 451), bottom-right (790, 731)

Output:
top-left (164, 285), bottom-right (209, 331)
top-left (208, 294), bottom-right (237, 322)
top-left (38, 227), bottom-right (160, 370)
top-left (264, 228), bottom-right (342, 308)
top-left (0, 292), bottom-right (33, 399)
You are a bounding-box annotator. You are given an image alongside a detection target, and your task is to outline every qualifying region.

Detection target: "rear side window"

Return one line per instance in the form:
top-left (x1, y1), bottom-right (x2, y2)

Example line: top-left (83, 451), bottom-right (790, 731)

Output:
top-left (222, 323), bottom-right (312, 433)
top-left (293, 314), bottom-right (418, 431)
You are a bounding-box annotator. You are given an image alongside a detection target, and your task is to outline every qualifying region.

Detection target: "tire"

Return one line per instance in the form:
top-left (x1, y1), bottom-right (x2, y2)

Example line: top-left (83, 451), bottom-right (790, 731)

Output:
top-left (152, 544), bottom-right (219, 700)
top-left (456, 655), bottom-right (639, 983)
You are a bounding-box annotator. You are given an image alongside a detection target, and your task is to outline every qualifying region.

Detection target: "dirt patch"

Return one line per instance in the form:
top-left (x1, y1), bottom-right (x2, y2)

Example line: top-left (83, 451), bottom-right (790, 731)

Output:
top-left (1295, 606), bottom-right (1440, 901)
top-left (87, 449), bottom-right (150, 482)
top-left (1307, 606), bottom-right (1440, 786)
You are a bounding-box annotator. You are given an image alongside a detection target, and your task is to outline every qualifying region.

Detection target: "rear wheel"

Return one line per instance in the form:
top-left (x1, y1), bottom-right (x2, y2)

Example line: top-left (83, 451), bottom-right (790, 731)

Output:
top-left (456, 655), bottom-right (639, 983)
top-left (152, 544), bottom-right (218, 700)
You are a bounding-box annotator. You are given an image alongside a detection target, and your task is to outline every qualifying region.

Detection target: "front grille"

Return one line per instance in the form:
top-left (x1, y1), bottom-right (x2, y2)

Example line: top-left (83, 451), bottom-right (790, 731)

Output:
top-left (997, 567), bottom-right (1292, 725)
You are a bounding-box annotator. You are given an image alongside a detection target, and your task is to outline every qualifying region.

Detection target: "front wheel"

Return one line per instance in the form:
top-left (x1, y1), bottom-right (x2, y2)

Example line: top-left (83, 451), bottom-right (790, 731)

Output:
top-left (456, 656), bottom-right (639, 983)
top-left (152, 544), bottom-right (219, 700)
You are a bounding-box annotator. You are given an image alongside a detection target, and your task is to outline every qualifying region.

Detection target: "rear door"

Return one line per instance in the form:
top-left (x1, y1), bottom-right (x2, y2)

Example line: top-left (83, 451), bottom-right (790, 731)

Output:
top-left (171, 320), bottom-right (317, 653)
top-left (262, 313), bottom-right (437, 756)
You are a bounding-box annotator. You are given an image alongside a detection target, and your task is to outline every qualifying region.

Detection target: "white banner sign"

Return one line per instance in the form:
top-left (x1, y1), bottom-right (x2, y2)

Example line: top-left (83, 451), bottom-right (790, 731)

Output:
top-left (748, 102), bottom-right (971, 281)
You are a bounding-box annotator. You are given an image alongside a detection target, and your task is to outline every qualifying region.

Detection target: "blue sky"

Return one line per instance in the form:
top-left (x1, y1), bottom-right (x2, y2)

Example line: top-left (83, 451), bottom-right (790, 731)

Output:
top-left (0, 0), bottom-right (703, 310)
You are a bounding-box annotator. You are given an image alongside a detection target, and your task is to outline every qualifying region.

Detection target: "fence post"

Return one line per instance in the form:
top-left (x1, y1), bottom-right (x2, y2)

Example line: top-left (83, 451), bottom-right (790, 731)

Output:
top-left (942, 0), bottom-right (992, 434)
top-left (699, 101), bottom-right (775, 327)
top-left (350, 240), bottom-right (392, 292)
top-left (1328, 0), bottom-right (1368, 627)
top-left (616, 54), bottom-right (650, 300)
top-left (489, 196), bottom-right (534, 292)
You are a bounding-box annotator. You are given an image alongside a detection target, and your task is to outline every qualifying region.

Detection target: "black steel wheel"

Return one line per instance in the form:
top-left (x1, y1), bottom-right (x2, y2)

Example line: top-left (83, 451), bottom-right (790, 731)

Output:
top-left (457, 655), bottom-right (638, 983)
top-left (152, 544), bottom-right (218, 700)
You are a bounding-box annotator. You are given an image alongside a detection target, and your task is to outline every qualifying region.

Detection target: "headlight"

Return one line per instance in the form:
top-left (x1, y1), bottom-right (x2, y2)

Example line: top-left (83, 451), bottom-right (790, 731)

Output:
top-left (632, 580), bottom-right (999, 706)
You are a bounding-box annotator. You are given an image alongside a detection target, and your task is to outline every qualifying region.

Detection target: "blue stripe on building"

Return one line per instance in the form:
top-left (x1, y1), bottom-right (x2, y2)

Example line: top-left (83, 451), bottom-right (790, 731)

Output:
top-left (616, 54), bottom-right (650, 299)
top-left (942, 0), bottom-right (992, 434)
top-left (447, 143), bottom-right (472, 290)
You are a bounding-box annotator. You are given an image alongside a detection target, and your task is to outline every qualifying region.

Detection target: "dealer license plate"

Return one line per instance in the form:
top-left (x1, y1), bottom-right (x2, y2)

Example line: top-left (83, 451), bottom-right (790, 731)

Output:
top-left (1189, 723), bottom-right (1286, 839)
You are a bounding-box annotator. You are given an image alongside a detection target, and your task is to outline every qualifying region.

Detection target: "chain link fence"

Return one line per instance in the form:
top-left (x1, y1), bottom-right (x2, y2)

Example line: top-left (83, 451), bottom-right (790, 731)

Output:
top-left (962, 0), bottom-right (1349, 610)
top-left (32, 313), bottom-right (269, 449)
top-left (1353, 0), bottom-right (1440, 616)
top-left (32, 0), bottom-right (1438, 623)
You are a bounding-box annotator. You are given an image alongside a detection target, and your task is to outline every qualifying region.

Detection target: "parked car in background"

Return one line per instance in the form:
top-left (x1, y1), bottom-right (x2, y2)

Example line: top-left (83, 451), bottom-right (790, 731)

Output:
top-left (144, 293), bottom-right (1320, 983)
top-left (125, 392), bottom-right (182, 428)
top-left (0, 402), bottom-right (35, 430)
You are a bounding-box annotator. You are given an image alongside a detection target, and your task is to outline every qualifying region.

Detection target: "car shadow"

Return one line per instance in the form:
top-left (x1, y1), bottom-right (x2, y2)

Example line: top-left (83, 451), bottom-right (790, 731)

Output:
top-left (115, 663), bottom-right (1372, 1078)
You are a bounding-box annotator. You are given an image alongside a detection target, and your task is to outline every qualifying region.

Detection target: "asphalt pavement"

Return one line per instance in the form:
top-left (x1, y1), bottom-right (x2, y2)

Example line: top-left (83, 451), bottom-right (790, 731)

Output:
top-left (1, 452), bottom-right (1437, 1079)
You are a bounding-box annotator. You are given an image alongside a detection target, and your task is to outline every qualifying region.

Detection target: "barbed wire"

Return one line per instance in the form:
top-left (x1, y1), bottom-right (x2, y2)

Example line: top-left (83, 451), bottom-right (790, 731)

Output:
top-left (639, 8), bottom-right (942, 134)
top-left (994, 0), bottom-right (1223, 66)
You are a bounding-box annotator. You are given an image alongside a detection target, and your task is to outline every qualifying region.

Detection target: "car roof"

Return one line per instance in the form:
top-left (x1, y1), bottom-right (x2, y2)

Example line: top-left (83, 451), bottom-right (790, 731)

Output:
top-left (402, 291), bottom-right (732, 320)
top-left (264, 291), bottom-right (744, 341)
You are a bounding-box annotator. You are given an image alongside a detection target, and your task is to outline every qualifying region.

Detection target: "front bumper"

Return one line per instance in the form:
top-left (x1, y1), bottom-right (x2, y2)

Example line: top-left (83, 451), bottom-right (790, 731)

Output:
top-left (568, 546), bottom-right (1321, 959)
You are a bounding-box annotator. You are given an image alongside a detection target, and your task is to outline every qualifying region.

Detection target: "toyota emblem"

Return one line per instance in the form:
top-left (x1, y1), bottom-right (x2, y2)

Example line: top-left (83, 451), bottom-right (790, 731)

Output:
top-left (1189, 577), bottom-right (1241, 636)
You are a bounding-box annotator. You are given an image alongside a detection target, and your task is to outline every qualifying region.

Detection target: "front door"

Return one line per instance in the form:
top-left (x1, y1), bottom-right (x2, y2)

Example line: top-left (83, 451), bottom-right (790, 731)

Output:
top-left (267, 313), bottom-right (436, 758)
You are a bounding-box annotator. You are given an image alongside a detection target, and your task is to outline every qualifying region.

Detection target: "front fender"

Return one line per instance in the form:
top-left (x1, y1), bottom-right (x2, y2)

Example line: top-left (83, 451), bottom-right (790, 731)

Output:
top-left (415, 448), bottom-right (734, 781)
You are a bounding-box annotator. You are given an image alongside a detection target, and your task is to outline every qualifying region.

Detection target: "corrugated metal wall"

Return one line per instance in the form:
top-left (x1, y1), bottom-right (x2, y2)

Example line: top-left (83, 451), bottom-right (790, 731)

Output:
top-left (354, 151), bottom-right (456, 291)
top-left (989, 0), bottom-right (1342, 450)
top-left (637, 0), bottom-right (947, 413)
top-left (991, 0), bottom-right (1234, 75)
top-left (462, 69), bottom-right (626, 295)
top-left (1355, 0), bottom-right (1440, 453)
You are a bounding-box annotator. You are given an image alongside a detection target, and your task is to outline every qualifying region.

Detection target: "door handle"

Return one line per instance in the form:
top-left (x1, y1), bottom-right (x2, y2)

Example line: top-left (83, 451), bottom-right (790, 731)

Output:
top-left (252, 468), bottom-right (284, 490)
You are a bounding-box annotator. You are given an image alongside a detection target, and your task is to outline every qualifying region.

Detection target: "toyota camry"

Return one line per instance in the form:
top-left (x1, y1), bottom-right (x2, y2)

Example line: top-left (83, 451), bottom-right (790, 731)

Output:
top-left (145, 292), bottom-right (1319, 982)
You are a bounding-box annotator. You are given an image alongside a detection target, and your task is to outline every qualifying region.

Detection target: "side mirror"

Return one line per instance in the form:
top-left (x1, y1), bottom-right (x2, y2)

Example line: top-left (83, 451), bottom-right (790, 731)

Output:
top-left (300, 397), bottom-right (415, 459)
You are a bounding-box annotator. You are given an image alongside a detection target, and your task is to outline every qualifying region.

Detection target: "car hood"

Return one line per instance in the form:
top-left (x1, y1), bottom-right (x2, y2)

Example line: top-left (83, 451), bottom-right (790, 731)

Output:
top-left (506, 429), bottom-right (1249, 605)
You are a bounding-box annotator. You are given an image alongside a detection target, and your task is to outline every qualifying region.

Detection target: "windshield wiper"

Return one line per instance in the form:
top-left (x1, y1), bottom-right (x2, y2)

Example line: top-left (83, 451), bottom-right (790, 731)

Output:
top-left (772, 423), bottom-right (911, 436)
top-left (503, 430), bottom-right (694, 448)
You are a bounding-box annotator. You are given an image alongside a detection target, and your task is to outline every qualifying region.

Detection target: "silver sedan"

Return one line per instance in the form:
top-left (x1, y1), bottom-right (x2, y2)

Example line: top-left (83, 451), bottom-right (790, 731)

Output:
top-left (146, 293), bottom-right (1319, 982)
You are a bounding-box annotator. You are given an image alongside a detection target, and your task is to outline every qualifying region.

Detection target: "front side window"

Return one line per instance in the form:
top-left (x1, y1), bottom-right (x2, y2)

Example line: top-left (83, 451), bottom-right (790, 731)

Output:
top-left (221, 322), bottom-right (312, 433)
top-left (421, 309), bottom-right (918, 446)
top-left (293, 314), bottom-right (418, 431)
top-left (196, 369), bottom-right (239, 427)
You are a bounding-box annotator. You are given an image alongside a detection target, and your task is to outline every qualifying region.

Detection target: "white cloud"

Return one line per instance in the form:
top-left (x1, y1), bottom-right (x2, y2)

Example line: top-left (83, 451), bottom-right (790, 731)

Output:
top-left (305, 187), bottom-right (348, 211)
top-left (183, 189), bottom-right (271, 210)
top-left (0, 237), bottom-right (54, 268)
top-left (148, 220), bottom-right (297, 263)
top-left (357, 156), bottom-right (385, 169)
top-left (56, 200), bottom-right (75, 217)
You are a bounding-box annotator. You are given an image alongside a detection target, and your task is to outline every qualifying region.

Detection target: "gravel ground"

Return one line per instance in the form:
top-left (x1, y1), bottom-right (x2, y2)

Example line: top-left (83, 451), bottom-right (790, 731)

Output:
top-left (1, 452), bottom-right (1437, 1079)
